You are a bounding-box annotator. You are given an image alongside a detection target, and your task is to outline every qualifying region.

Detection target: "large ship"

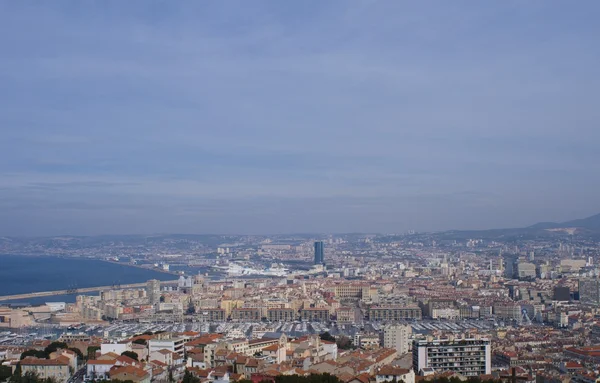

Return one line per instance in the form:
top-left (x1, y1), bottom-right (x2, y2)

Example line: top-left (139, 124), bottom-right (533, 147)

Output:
top-left (215, 262), bottom-right (288, 277)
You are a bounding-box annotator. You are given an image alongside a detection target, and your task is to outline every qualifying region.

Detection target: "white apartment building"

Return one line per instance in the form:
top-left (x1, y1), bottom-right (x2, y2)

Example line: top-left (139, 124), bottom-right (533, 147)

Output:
top-left (413, 338), bottom-right (491, 377)
top-left (149, 337), bottom-right (186, 358)
top-left (383, 324), bottom-right (412, 355)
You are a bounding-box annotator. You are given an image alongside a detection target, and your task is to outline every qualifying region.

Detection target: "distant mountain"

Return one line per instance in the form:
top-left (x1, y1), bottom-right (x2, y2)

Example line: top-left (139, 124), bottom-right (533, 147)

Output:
top-left (432, 212), bottom-right (600, 241)
top-left (528, 213), bottom-right (600, 230)
top-left (527, 221), bottom-right (561, 230)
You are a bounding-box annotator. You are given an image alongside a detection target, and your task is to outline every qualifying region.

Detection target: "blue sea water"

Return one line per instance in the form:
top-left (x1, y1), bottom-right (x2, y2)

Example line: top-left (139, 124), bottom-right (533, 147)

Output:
top-left (0, 255), bottom-right (175, 305)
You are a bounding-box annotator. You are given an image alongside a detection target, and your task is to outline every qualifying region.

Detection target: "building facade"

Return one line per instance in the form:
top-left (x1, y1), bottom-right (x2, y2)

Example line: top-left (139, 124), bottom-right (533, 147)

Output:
top-left (146, 280), bottom-right (161, 305)
top-left (268, 308), bottom-right (296, 322)
top-left (301, 308), bottom-right (330, 322)
top-left (334, 284), bottom-right (370, 299)
top-left (148, 337), bottom-right (186, 357)
top-left (232, 308), bottom-right (262, 322)
top-left (20, 357), bottom-right (71, 383)
top-left (369, 306), bottom-right (422, 321)
top-left (196, 308), bottom-right (226, 322)
top-left (314, 241), bottom-right (325, 265)
top-left (579, 279), bottom-right (600, 306)
top-left (384, 324), bottom-right (412, 355)
top-left (412, 338), bottom-right (491, 377)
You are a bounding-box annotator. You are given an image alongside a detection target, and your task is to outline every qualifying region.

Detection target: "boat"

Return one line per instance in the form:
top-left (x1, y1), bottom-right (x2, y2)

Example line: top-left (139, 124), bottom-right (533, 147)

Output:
top-left (218, 262), bottom-right (288, 277)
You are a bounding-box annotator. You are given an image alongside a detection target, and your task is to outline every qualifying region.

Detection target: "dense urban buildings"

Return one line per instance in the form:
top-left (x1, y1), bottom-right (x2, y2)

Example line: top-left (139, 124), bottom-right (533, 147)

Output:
top-left (2, 231), bottom-right (600, 383)
top-left (579, 278), bottom-right (600, 306)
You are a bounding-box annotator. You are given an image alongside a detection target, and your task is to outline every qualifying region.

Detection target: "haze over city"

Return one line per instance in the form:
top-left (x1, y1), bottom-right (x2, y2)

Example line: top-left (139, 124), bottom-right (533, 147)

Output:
top-left (1, 1), bottom-right (600, 236)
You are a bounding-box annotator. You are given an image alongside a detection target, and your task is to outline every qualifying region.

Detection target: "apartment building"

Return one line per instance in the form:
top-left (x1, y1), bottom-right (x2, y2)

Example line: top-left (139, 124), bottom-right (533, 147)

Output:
top-left (197, 308), bottom-right (226, 322)
top-left (268, 308), bottom-right (297, 322)
top-left (412, 338), bottom-right (491, 377)
top-left (300, 308), bottom-right (330, 322)
top-left (20, 357), bottom-right (71, 383)
top-left (369, 306), bottom-right (422, 321)
top-left (493, 303), bottom-right (522, 320)
top-left (232, 308), bottom-right (261, 322)
top-left (148, 337), bottom-right (186, 358)
top-left (336, 307), bottom-right (358, 324)
top-left (383, 324), bottom-right (412, 355)
top-left (334, 284), bottom-right (370, 299)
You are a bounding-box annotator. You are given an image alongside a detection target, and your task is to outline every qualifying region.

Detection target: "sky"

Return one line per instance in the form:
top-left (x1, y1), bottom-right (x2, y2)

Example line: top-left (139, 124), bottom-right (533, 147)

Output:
top-left (1, 1), bottom-right (600, 236)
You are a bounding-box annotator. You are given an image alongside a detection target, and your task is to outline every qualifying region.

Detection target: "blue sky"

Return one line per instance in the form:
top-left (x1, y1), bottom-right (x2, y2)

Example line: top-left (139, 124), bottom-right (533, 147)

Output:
top-left (1, 1), bottom-right (599, 235)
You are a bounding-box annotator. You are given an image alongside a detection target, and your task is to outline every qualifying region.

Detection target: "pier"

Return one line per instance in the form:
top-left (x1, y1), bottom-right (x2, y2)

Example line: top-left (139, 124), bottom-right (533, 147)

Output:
top-left (0, 280), bottom-right (179, 302)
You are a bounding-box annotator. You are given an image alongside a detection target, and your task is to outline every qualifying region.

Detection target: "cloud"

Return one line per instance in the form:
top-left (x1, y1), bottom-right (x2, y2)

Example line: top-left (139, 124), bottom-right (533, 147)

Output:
top-left (1, 1), bottom-right (600, 235)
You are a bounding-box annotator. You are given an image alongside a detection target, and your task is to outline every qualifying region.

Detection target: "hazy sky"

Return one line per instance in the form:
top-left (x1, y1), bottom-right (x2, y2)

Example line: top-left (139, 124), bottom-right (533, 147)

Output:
top-left (1, 1), bottom-right (600, 236)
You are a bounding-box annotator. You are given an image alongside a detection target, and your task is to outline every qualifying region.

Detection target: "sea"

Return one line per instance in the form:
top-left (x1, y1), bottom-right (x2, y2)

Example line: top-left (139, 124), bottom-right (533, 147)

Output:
top-left (0, 255), bottom-right (176, 305)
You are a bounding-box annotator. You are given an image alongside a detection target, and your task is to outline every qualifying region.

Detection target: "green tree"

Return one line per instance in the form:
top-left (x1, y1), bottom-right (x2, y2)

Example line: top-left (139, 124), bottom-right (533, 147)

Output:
top-left (9, 363), bottom-right (22, 383)
top-left (0, 365), bottom-right (12, 381)
top-left (182, 370), bottom-right (200, 383)
top-left (335, 335), bottom-right (353, 350)
top-left (120, 351), bottom-right (139, 361)
top-left (21, 371), bottom-right (41, 383)
top-left (319, 332), bottom-right (336, 342)
top-left (20, 350), bottom-right (47, 360)
top-left (186, 300), bottom-right (196, 315)
top-left (132, 339), bottom-right (147, 345)
top-left (87, 346), bottom-right (100, 360)
top-left (10, 371), bottom-right (56, 383)
top-left (43, 342), bottom-right (68, 356)
top-left (274, 373), bottom-right (342, 383)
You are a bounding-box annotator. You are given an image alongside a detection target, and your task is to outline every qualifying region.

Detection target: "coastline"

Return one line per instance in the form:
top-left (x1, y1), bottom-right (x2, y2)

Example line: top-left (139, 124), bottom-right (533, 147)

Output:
top-left (0, 255), bottom-right (175, 303)
top-left (0, 253), bottom-right (179, 276)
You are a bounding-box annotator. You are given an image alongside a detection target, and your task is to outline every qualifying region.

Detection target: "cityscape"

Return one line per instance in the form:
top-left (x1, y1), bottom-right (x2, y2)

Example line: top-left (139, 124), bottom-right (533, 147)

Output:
top-left (2, 2), bottom-right (600, 383)
top-left (3, 216), bottom-right (600, 383)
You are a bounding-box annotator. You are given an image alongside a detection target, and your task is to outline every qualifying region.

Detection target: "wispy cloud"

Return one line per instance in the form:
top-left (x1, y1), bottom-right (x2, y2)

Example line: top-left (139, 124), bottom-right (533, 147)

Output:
top-left (1, 1), bottom-right (599, 235)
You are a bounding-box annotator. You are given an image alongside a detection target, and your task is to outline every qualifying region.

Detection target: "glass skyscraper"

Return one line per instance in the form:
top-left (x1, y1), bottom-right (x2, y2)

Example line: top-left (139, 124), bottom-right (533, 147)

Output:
top-left (314, 241), bottom-right (324, 265)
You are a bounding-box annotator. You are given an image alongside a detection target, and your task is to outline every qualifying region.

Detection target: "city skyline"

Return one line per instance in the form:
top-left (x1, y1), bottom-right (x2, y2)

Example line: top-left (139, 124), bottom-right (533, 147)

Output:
top-left (2, 1), bottom-right (600, 236)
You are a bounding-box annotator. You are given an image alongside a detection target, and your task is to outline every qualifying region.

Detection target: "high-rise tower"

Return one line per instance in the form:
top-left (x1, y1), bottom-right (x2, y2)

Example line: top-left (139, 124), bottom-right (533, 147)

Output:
top-left (314, 241), bottom-right (324, 265)
top-left (146, 279), bottom-right (161, 305)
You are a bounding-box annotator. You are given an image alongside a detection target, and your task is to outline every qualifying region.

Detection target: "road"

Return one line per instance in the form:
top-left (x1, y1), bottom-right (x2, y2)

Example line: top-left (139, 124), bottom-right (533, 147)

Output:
top-left (68, 365), bottom-right (87, 383)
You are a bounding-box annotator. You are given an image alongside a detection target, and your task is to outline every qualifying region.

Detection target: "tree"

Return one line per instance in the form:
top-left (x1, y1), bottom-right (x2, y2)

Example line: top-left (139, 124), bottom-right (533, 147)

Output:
top-left (43, 342), bottom-right (68, 356)
top-left (132, 338), bottom-right (147, 345)
top-left (10, 371), bottom-right (57, 383)
top-left (186, 300), bottom-right (196, 315)
top-left (21, 371), bottom-right (42, 383)
top-left (274, 373), bottom-right (342, 383)
top-left (20, 350), bottom-right (47, 360)
top-left (335, 335), bottom-right (353, 350)
top-left (0, 365), bottom-right (12, 381)
top-left (319, 332), bottom-right (336, 342)
top-left (120, 351), bottom-right (139, 361)
top-left (9, 363), bottom-right (22, 383)
top-left (87, 346), bottom-right (100, 360)
top-left (182, 370), bottom-right (200, 383)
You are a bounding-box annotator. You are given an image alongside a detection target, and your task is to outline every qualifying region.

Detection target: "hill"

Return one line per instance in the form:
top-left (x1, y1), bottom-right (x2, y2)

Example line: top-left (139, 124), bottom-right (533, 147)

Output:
top-left (433, 212), bottom-right (600, 241)
top-left (528, 213), bottom-right (600, 230)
